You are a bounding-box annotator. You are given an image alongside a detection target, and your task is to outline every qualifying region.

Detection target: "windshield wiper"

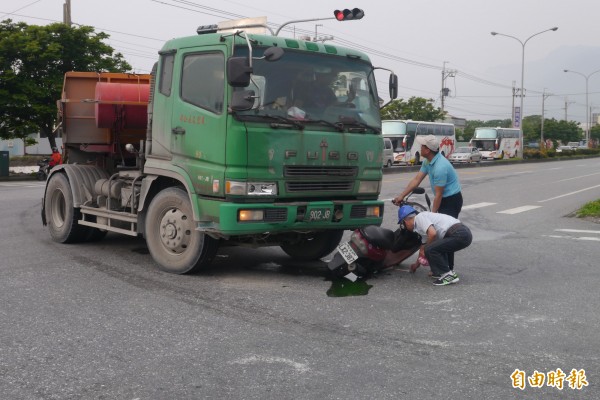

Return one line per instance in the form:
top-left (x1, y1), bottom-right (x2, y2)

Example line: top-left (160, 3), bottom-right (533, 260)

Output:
top-left (303, 119), bottom-right (344, 132)
top-left (260, 114), bottom-right (305, 130)
top-left (338, 117), bottom-right (380, 133)
top-left (236, 113), bottom-right (305, 130)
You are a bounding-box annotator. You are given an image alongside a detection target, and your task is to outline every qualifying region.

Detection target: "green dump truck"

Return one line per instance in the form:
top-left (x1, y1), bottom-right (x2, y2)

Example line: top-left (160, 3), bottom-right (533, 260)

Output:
top-left (42, 15), bottom-right (398, 274)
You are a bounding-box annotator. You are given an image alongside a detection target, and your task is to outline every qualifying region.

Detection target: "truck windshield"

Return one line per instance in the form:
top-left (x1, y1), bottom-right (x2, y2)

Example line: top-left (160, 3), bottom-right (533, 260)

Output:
top-left (233, 47), bottom-right (381, 132)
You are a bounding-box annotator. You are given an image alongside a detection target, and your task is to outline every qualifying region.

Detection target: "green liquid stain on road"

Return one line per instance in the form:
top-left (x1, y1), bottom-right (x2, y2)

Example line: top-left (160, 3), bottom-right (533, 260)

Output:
top-left (326, 279), bottom-right (373, 297)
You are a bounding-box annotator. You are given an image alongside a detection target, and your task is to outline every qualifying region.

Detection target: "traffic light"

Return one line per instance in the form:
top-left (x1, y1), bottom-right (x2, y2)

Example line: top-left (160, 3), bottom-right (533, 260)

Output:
top-left (334, 8), bottom-right (364, 21)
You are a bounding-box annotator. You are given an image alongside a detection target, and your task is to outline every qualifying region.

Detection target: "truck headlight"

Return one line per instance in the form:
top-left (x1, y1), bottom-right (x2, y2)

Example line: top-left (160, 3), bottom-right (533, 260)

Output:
top-left (226, 180), bottom-right (277, 196)
top-left (358, 180), bottom-right (380, 194)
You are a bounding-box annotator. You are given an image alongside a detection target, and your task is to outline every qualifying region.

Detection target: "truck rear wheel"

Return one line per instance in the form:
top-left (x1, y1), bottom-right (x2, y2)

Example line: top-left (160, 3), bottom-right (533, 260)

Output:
top-left (45, 173), bottom-right (89, 243)
top-left (281, 230), bottom-right (344, 261)
top-left (145, 187), bottom-right (219, 274)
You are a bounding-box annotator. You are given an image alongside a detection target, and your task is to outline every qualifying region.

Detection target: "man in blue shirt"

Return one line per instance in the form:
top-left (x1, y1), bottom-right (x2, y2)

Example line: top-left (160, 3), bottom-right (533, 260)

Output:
top-left (393, 134), bottom-right (463, 269)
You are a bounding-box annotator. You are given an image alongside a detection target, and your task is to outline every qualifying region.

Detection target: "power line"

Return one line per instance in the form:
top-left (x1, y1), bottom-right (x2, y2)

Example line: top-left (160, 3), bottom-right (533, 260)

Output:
top-left (6, 3), bottom-right (582, 122)
top-left (0, 0), bottom-right (42, 19)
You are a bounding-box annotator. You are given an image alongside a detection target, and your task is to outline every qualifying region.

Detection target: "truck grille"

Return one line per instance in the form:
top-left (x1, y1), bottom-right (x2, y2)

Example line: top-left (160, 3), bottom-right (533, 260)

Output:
top-left (264, 208), bottom-right (288, 222)
top-left (284, 166), bottom-right (358, 177)
top-left (286, 181), bottom-right (354, 192)
top-left (284, 166), bottom-right (357, 193)
top-left (350, 205), bottom-right (370, 218)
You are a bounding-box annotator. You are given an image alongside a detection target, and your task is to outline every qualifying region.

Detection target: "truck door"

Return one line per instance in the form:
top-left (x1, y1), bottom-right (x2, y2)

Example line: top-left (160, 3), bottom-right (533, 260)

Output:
top-left (170, 48), bottom-right (227, 197)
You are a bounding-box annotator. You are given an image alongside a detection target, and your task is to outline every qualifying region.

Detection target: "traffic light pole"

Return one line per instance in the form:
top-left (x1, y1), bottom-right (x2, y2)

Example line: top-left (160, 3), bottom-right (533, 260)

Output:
top-left (275, 17), bottom-right (336, 36)
top-left (275, 9), bottom-right (364, 36)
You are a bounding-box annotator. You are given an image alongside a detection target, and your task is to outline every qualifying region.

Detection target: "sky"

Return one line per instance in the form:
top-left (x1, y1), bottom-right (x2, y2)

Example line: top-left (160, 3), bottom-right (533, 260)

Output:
top-left (3, 0), bottom-right (600, 127)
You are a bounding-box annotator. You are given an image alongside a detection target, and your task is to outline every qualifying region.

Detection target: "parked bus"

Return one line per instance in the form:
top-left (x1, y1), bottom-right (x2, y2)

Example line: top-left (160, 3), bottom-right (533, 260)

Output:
top-left (470, 127), bottom-right (522, 160)
top-left (382, 120), bottom-right (456, 164)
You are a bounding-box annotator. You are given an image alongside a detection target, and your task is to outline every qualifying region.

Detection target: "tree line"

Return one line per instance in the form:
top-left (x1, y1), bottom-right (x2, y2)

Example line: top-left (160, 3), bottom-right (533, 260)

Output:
top-left (0, 20), bottom-right (129, 148)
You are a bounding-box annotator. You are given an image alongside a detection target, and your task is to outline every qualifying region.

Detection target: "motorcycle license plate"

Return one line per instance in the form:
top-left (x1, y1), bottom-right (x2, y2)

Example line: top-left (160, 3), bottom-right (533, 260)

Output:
top-left (337, 241), bottom-right (358, 265)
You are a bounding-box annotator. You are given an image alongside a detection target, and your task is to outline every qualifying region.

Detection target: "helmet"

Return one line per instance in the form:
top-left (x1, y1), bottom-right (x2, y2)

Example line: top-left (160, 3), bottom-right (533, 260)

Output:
top-left (397, 205), bottom-right (417, 224)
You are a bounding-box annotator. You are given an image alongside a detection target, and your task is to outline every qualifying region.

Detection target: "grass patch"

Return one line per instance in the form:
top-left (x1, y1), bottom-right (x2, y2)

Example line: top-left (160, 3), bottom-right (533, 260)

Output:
top-left (577, 200), bottom-right (600, 218)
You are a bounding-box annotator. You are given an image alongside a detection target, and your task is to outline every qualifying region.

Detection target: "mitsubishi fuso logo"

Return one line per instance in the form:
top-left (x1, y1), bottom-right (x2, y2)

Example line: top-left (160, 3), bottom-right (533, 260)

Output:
top-left (320, 138), bottom-right (328, 161)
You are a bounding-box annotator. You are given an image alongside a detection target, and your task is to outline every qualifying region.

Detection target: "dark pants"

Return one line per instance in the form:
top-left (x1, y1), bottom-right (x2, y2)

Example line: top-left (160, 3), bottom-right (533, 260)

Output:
top-left (424, 223), bottom-right (472, 276)
top-left (439, 192), bottom-right (463, 218)
top-left (438, 192), bottom-right (463, 269)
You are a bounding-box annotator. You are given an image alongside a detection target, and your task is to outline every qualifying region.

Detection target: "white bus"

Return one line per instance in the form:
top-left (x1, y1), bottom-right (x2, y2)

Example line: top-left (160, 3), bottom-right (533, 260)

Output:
top-left (469, 127), bottom-right (522, 160)
top-left (382, 120), bottom-right (456, 164)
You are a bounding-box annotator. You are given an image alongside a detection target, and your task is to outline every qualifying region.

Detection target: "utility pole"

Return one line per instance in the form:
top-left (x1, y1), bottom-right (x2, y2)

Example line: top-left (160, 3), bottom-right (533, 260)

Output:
top-left (314, 24), bottom-right (322, 41)
top-left (511, 81), bottom-right (516, 126)
top-left (63, 0), bottom-right (71, 26)
top-left (541, 89), bottom-right (552, 146)
top-left (512, 85), bottom-right (525, 128)
top-left (441, 62), bottom-right (456, 117)
top-left (310, 24), bottom-right (333, 42)
top-left (563, 97), bottom-right (575, 121)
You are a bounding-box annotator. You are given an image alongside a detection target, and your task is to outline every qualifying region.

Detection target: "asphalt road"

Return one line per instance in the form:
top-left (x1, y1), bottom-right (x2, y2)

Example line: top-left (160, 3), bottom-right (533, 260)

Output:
top-left (1, 158), bottom-right (599, 399)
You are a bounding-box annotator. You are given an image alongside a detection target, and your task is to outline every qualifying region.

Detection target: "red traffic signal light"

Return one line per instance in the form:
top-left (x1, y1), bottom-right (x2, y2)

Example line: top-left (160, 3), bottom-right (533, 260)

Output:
top-left (334, 8), bottom-right (364, 21)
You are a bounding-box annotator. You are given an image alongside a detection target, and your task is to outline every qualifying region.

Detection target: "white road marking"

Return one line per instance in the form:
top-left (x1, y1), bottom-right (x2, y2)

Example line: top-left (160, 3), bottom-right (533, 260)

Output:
top-left (543, 235), bottom-right (600, 242)
top-left (462, 202), bottom-right (497, 210)
top-left (231, 355), bottom-right (310, 373)
top-left (556, 172), bottom-right (600, 183)
top-left (515, 171), bottom-right (533, 174)
top-left (497, 205), bottom-right (542, 214)
top-left (0, 182), bottom-right (44, 188)
top-left (555, 229), bottom-right (600, 235)
top-left (538, 184), bottom-right (600, 203)
top-left (0, 182), bottom-right (26, 187)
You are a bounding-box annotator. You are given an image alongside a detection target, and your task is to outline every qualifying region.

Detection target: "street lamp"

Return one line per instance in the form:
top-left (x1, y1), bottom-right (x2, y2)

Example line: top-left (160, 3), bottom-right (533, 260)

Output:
top-left (491, 27), bottom-right (558, 150)
top-left (563, 68), bottom-right (600, 146)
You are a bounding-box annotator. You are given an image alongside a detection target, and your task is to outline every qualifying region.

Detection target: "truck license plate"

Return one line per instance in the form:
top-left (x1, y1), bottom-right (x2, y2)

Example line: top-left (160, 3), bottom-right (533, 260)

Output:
top-left (337, 241), bottom-right (358, 265)
top-left (305, 207), bottom-right (332, 222)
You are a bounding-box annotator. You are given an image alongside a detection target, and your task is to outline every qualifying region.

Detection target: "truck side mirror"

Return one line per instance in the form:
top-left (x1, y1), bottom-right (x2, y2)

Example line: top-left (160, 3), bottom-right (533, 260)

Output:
top-left (227, 57), bottom-right (253, 87)
top-left (230, 90), bottom-right (256, 111)
top-left (389, 73), bottom-right (398, 100)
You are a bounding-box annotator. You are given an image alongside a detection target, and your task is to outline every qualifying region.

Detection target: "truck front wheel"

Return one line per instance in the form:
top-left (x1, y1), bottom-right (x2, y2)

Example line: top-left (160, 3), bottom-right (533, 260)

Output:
top-left (145, 187), bottom-right (219, 274)
top-left (45, 173), bottom-right (89, 243)
top-left (281, 230), bottom-right (344, 261)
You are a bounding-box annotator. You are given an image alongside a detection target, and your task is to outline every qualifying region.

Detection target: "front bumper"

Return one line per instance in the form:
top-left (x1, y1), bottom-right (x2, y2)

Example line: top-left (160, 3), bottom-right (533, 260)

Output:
top-left (197, 199), bottom-right (384, 235)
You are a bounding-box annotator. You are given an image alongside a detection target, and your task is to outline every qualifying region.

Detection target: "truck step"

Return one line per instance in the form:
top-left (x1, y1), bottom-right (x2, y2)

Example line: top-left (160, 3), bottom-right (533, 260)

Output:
top-left (80, 205), bottom-right (138, 236)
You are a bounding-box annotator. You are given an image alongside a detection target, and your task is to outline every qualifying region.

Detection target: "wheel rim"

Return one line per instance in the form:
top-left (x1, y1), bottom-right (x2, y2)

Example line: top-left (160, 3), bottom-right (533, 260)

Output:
top-left (50, 188), bottom-right (66, 228)
top-left (158, 208), bottom-right (193, 254)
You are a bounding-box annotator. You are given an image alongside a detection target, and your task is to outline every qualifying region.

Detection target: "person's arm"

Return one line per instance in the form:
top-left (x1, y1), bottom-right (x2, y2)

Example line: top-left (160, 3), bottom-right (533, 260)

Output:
top-left (418, 225), bottom-right (437, 257)
top-left (431, 185), bottom-right (444, 213)
top-left (393, 171), bottom-right (426, 204)
top-left (426, 225), bottom-right (438, 243)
